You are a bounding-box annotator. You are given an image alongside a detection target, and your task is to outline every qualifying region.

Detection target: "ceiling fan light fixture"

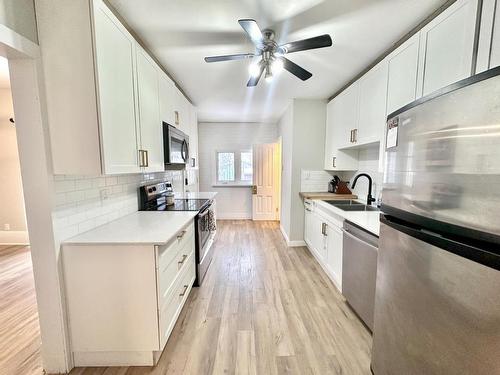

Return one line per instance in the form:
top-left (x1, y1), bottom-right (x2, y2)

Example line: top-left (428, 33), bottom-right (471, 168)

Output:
top-left (264, 70), bottom-right (273, 83)
top-left (272, 58), bottom-right (284, 74)
top-left (248, 62), bottom-right (261, 78)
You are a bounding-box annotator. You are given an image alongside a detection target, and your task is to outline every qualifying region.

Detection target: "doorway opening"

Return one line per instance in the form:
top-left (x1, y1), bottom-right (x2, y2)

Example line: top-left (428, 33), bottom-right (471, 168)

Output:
top-left (0, 55), bottom-right (41, 373)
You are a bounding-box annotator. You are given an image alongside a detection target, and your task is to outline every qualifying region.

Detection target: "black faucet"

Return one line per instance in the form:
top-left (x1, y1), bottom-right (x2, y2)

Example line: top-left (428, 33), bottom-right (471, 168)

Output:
top-left (352, 173), bottom-right (376, 206)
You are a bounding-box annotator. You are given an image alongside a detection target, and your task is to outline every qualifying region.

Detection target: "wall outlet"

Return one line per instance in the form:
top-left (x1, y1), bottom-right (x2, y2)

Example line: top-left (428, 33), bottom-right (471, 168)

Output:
top-left (3, 223), bottom-right (10, 231)
top-left (100, 189), bottom-right (109, 200)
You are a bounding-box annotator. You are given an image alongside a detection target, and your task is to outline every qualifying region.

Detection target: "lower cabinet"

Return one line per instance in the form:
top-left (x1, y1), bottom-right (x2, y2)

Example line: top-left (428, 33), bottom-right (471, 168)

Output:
top-left (325, 221), bottom-right (343, 291)
top-left (62, 221), bottom-right (196, 367)
top-left (304, 202), bottom-right (343, 291)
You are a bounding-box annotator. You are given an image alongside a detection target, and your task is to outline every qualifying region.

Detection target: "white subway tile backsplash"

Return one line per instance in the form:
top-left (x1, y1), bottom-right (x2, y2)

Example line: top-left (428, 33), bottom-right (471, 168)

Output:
top-left (300, 170), bottom-right (333, 192)
top-left (52, 171), bottom-right (182, 241)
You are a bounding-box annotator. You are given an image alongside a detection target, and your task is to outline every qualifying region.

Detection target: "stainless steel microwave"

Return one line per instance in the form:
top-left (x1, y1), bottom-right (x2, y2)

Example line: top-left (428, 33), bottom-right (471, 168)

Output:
top-left (163, 122), bottom-right (189, 169)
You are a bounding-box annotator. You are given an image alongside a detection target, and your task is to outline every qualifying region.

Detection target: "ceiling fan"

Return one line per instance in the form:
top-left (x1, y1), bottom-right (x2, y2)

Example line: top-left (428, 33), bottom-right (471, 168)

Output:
top-left (204, 19), bottom-right (333, 87)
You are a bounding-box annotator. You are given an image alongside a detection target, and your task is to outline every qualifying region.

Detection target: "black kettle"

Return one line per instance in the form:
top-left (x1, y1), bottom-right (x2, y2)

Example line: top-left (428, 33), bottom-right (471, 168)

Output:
top-left (328, 175), bottom-right (341, 193)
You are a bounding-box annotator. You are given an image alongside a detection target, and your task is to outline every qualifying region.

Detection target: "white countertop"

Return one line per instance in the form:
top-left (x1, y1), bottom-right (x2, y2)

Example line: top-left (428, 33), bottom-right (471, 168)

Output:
top-left (174, 191), bottom-right (218, 200)
top-left (314, 200), bottom-right (381, 236)
top-left (63, 211), bottom-right (198, 245)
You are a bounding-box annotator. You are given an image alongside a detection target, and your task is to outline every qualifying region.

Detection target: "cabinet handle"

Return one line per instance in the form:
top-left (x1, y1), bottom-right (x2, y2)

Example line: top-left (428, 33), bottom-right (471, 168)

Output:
top-left (305, 208), bottom-right (312, 212)
top-left (174, 111), bottom-right (179, 126)
top-left (349, 130), bottom-right (353, 143)
top-left (332, 157), bottom-right (336, 168)
top-left (354, 129), bottom-right (358, 143)
top-left (179, 284), bottom-right (189, 297)
top-left (178, 254), bottom-right (188, 267)
top-left (177, 230), bottom-right (187, 240)
top-left (144, 150), bottom-right (149, 167)
top-left (138, 150), bottom-right (145, 167)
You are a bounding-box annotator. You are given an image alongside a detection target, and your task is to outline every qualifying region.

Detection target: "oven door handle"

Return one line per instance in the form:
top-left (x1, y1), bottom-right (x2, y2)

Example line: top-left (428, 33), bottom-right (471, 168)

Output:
top-left (198, 209), bottom-right (210, 218)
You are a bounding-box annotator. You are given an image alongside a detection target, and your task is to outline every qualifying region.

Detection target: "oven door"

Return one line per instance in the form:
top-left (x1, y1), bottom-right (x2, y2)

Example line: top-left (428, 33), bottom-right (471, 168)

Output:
top-left (196, 202), bottom-right (215, 285)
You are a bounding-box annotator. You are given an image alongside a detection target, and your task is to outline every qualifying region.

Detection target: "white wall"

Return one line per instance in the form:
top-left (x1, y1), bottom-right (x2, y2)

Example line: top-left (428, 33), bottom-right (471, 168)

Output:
top-left (0, 88), bottom-right (28, 243)
top-left (198, 122), bottom-right (278, 219)
top-left (278, 104), bottom-right (293, 236)
top-left (279, 99), bottom-right (327, 244)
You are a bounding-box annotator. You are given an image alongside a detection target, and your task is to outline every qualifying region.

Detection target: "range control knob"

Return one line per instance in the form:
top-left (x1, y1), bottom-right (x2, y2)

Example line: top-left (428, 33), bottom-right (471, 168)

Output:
top-left (148, 188), bottom-right (153, 193)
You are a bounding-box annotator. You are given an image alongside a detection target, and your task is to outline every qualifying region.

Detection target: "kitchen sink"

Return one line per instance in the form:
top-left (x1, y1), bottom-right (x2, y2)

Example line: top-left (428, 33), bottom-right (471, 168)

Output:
top-left (335, 205), bottom-right (379, 212)
top-left (324, 200), bottom-right (363, 206)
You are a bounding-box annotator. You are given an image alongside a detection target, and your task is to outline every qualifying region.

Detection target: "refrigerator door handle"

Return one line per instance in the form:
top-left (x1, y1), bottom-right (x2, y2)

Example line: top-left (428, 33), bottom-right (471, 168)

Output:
top-left (381, 215), bottom-right (500, 271)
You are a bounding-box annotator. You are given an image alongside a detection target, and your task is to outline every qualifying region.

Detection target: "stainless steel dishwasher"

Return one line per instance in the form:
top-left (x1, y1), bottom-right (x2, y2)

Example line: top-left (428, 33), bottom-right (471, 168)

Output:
top-left (342, 220), bottom-right (378, 331)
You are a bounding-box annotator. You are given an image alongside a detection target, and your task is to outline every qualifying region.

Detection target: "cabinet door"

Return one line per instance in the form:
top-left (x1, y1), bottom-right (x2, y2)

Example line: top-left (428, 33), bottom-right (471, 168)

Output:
top-left (188, 105), bottom-right (198, 168)
top-left (324, 96), bottom-right (358, 171)
top-left (357, 62), bottom-right (388, 145)
top-left (325, 222), bottom-right (343, 292)
top-left (136, 49), bottom-right (164, 173)
top-left (335, 83), bottom-right (360, 149)
top-left (159, 73), bottom-right (175, 126)
top-left (306, 210), bottom-right (326, 261)
top-left (173, 88), bottom-right (187, 130)
top-left (93, 2), bottom-right (141, 174)
top-left (417, 0), bottom-right (478, 97)
top-left (386, 34), bottom-right (420, 115)
top-left (490, 1), bottom-right (500, 68)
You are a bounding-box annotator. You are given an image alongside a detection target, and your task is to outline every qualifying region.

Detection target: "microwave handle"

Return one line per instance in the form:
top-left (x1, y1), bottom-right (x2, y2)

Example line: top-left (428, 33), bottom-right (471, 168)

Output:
top-left (181, 140), bottom-right (189, 162)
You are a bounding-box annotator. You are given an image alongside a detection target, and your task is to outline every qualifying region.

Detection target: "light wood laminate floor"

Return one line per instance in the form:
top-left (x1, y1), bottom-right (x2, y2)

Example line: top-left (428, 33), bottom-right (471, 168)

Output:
top-left (70, 220), bottom-right (372, 375)
top-left (0, 245), bottom-right (43, 375)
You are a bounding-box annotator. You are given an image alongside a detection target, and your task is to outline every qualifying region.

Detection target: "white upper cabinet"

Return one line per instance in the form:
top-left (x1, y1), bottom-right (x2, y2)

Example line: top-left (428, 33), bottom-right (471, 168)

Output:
top-left (357, 61), bottom-right (388, 145)
top-left (336, 83), bottom-right (360, 149)
top-left (188, 105), bottom-right (198, 169)
top-left (93, 1), bottom-right (141, 174)
top-left (417, 0), bottom-right (479, 97)
top-left (37, 0), bottom-right (191, 175)
top-left (491, 0), bottom-right (500, 68)
top-left (324, 99), bottom-right (358, 171)
top-left (477, 0), bottom-right (500, 72)
top-left (136, 48), bottom-right (164, 173)
top-left (158, 73), bottom-right (175, 126)
top-left (386, 34), bottom-right (420, 115)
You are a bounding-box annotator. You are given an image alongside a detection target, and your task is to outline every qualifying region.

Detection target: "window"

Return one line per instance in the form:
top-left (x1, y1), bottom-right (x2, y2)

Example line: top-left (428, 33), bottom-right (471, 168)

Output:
top-left (215, 150), bottom-right (252, 186)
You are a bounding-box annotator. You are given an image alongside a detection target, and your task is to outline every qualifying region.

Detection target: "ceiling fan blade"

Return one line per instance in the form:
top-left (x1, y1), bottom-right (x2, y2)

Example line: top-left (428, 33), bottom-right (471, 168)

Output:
top-left (247, 61), bottom-right (265, 87)
top-left (204, 53), bottom-right (255, 63)
top-left (280, 57), bottom-right (312, 81)
top-left (238, 19), bottom-right (264, 46)
top-left (279, 34), bottom-right (332, 54)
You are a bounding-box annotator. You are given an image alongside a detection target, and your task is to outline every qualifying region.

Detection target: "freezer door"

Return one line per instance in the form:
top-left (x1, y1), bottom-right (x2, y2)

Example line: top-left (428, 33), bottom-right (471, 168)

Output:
top-left (372, 221), bottom-right (500, 375)
top-left (382, 69), bottom-right (500, 237)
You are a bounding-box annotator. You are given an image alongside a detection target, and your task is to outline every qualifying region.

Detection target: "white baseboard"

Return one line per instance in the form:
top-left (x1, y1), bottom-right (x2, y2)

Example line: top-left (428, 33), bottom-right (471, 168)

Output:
top-left (0, 230), bottom-right (29, 245)
top-left (217, 212), bottom-right (252, 220)
top-left (279, 225), bottom-right (306, 247)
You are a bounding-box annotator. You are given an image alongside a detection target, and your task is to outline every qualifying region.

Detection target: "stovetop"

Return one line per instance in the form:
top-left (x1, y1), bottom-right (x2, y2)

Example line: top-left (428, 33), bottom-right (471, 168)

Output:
top-left (144, 198), bottom-right (210, 212)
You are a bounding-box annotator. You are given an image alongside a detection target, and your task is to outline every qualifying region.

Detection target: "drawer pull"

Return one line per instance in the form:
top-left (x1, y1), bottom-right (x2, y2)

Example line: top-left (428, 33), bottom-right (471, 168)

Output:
top-left (177, 230), bottom-right (187, 240)
top-left (178, 254), bottom-right (188, 267)
top-left (179, 284), bottom-right (189, 297)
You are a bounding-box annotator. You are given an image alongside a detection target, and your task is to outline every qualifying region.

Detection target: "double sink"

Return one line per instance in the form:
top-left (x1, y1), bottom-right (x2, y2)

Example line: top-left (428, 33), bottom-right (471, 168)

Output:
top-left (324, 200), bottom-right (379, 212)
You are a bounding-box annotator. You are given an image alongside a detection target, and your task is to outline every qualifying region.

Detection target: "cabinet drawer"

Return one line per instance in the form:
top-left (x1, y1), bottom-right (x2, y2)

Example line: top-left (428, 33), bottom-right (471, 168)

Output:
top-left (158, 237), bottom-right (194, 303)
top-left (158, 252), bottom-right (195, 349)
top-left (157, 222), bottom-right (194, 272)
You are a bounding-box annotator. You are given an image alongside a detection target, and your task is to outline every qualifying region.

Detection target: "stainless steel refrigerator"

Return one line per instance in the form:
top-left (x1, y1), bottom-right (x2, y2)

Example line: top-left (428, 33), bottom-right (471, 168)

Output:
top-left (372, 67), bottom-right (500, 375)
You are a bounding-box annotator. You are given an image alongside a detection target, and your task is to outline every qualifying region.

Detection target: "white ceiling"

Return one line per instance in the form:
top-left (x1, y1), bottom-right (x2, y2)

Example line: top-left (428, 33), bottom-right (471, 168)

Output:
top-left (109, 0), bottom-right (447, 123)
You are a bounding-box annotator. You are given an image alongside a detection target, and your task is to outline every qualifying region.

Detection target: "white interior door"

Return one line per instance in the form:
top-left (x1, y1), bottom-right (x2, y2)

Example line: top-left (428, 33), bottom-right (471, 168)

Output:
top-left (252, 143), bottom-right (279, 221)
